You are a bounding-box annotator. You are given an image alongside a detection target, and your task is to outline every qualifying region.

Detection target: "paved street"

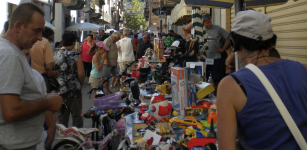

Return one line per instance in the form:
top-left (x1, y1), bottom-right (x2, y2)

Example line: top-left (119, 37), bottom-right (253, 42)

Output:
top-left (37, 77), bottom-right (120, 149)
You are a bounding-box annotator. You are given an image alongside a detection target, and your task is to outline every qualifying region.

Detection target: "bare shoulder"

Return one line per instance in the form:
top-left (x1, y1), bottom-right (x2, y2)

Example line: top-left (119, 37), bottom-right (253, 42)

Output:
top-left (217, 75), bottom-right (247, 112)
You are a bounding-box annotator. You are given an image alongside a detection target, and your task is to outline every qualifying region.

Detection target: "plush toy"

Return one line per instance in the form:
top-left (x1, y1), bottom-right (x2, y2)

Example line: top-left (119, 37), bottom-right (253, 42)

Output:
top-left (137, 137), bottom-right (154, 150)
top-left (141, 94), bottom-right (172, 124)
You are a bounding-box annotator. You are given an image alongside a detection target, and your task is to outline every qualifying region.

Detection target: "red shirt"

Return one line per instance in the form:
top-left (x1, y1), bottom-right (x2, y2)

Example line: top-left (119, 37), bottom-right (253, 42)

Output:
top-left (133, 38), bottom-right (138, 47)
top-left (80, 41), bottom-right (95, 62)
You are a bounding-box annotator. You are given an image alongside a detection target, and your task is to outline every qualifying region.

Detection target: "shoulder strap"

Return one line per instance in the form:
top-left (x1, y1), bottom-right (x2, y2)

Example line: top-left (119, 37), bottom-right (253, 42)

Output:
top-left (230, 74), bottom-right (247, 96)
top-left (245, 64), bottom-right (307, 150)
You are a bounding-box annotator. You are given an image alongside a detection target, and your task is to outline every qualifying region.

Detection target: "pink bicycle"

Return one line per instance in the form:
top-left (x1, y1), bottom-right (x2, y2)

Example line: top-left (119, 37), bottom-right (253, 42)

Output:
top-left (52, 116), bottom-right (130, 150)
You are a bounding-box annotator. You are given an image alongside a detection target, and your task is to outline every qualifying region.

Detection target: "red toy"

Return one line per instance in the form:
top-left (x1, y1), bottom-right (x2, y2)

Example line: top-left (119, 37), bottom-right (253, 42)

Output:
top-left (141, 94), bottom-right (172, 124)
top-left (186, 138), bottom-right (216, 149)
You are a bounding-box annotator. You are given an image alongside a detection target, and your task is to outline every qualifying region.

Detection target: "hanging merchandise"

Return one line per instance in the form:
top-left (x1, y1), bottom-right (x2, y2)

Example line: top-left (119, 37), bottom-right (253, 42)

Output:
top-left (164, 36), bottom-right (174, 47)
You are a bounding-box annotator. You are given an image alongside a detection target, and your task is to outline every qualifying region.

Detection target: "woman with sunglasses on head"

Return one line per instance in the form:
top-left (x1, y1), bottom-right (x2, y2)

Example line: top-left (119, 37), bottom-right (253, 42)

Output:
top-left (217, 10), bottom-right (307, 150)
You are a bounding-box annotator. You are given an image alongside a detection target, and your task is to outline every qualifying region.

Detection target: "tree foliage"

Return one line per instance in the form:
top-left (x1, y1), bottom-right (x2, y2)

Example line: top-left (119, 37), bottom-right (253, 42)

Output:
top-left (124, 0), bottom-right (146, 31)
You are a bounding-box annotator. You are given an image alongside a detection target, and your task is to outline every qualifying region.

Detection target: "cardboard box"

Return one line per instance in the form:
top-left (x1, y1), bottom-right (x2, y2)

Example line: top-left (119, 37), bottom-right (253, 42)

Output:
top-left (196, 82), bottom-right (215, 100)
top-left (171, 67), bottom-right (188, 116)
top-left (154, 39), bottom-right (164, 58)
top-left (186, 62), bottom-right (206, 77)
top-left (188, 83), bottom-right (197, 107)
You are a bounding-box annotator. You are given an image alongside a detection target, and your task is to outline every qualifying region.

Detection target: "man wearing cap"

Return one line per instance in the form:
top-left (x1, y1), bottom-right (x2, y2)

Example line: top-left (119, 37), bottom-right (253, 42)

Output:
top-left (187, 13), bottom-right (231, 92)
top-left (216, 10), bottom-right (307, 150)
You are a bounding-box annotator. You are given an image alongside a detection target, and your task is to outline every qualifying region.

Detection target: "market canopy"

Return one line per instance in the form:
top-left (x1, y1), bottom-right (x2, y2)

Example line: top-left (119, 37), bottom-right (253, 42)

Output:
top-left (65, 22), bottom-right (103, 31)
top-left (184, 0), bottom-right (288, 8)
top-left (170, 0), bottom-right (209, 25)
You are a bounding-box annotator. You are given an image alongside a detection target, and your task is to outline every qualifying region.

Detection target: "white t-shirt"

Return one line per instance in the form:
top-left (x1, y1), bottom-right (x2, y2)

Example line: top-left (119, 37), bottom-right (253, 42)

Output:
top-left (118, 37), bottom-right (135, 61)
top-left (116, 41), bottom-right (122, 62)
top-left (0, 38), bottom-right (45, 149)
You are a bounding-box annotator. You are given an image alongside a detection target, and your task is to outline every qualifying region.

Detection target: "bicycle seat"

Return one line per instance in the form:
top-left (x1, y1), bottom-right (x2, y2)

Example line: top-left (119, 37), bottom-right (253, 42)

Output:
top-left (78, 128), bottom-right (98, 135)
top-left (56, 124), bottom-right (80, 136)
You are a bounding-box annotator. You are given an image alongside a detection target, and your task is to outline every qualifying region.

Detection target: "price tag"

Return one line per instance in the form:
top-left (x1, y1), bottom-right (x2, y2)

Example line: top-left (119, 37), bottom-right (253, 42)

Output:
top-left (190, 63), bottom-right (195, 68)
top-left (206, 58), bottom-right (214, 65)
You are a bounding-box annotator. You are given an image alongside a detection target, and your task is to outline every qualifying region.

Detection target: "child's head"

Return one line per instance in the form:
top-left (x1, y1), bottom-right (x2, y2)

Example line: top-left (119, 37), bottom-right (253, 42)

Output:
top-left (96, 41), bottom-right (110, 54)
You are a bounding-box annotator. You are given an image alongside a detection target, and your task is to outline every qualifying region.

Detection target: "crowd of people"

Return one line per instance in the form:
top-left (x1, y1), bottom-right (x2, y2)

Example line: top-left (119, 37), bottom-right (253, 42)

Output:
top-left (0, 2), bottom-right (306, 150)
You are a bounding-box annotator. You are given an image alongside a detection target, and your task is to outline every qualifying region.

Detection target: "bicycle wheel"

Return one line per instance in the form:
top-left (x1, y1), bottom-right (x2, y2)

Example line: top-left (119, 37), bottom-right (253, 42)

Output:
top-left (52, 140), bottom-right (84, 150)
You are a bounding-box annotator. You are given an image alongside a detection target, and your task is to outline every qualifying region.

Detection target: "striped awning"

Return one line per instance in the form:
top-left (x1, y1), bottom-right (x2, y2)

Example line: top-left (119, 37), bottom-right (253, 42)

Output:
top-left (184, 0), bottom-right (288, 8)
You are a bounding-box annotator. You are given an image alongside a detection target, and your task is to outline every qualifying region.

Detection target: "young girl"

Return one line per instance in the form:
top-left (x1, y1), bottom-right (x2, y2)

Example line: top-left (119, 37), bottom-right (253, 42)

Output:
top-left (88, 41), bottom-right (110, 97)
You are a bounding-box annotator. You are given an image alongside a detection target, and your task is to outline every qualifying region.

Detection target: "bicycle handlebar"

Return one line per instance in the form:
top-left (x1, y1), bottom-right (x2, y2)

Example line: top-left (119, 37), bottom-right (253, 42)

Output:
top-left (116, 61), bottom-right (136, 82)
top-left (87, 76), bottom-right (112, 99)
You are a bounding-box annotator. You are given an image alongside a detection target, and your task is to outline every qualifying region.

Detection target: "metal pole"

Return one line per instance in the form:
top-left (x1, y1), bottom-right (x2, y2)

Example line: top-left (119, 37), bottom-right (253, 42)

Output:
top-left (234, 0), bottom-right (244, 71)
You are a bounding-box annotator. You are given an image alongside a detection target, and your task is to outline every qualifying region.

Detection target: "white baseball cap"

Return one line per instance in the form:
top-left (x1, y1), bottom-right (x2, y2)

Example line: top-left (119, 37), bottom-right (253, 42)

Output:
top-left (232, 10), bottom-right (274, 41)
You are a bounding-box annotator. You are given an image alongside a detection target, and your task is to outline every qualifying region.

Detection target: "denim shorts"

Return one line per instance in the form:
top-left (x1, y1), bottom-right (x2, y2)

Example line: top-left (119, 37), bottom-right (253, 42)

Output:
top-left (103, 65), bottom-right (119, 78)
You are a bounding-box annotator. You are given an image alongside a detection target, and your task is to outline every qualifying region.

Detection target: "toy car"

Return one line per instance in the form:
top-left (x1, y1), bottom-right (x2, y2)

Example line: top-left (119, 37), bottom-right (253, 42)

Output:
top-left (169, 117), bottom-right (204, 129)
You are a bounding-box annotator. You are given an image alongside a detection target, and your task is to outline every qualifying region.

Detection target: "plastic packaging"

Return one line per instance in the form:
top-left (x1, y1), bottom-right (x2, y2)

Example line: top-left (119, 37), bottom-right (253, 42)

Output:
top-left (93, 94), bottom-right (122, 110)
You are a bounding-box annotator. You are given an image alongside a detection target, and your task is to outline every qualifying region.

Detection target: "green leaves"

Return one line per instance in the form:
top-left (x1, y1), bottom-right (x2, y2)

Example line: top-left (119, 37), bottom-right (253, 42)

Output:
top-left (124, 0), bottom-right (146, 31)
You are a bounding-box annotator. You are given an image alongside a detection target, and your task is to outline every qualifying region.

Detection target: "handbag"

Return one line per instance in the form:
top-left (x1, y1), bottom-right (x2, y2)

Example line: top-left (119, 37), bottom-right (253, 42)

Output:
top-left (245, 64), bottom-right (307, 150)
top-left (48, 76), bottom-right (60, 91)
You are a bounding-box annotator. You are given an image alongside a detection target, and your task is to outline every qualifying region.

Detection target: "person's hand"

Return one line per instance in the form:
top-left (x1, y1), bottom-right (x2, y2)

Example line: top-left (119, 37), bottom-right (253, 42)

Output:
top-left (45, 93), bottom-right (63, 112)
top-left (216, 47), bottom-right (224, 53)
top-left (106, 61), bottom-right (110, 67)
top-left (45, 127), bottom-right (56, 148)
top-left (55, 71), bottom-right (60, 78)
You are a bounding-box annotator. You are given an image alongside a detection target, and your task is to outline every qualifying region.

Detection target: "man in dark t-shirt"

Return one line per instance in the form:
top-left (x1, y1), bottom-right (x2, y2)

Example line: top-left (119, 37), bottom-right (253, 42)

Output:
top-left (169, 30), bottom-right (183, 41)
top-left (99, 30), bottom-right (109, 41)
top-left (137, 34), bottom-right (153, 59)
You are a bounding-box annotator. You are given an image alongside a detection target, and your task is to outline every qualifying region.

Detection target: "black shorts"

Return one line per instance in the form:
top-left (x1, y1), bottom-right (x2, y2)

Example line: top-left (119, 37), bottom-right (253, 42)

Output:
top-left (206, 59), bottom-right (224, 82)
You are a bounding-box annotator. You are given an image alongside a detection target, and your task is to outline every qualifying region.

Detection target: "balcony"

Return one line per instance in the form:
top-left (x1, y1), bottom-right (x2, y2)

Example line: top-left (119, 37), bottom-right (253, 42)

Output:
top-left (99, 11), bottom-right (111, 24)
top-left (64, 0), bottom-right (87, 10)
top-left (152, 2), bottom-right (160, 16)
top-left (144, 6), bottom-right (149, 18)
top-left (161, 1), bottom-right (176, 15)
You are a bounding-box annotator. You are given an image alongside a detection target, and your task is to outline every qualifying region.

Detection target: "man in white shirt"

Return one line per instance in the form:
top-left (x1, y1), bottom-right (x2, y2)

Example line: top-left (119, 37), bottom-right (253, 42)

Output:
top-left (118, 28), bottom-right (136, 73)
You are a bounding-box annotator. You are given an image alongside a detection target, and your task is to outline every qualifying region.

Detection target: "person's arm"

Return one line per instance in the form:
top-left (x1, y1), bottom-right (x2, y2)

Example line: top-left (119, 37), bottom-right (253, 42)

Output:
top-left (104, 39), bottom-right (110, 67)
top-left (44, 111), bottom-right (56, 148)
top-left (136, 44), bottom-right (139, 60)
top-left (131, 39), bottom-right (137, 53)
top-left (93, 55), bottom-right (103, 71)
top-left (76, 56), bottom-right (85, 87)
top-left (0, 94), bottom-right (63, 123)
top-left (217, 76), bottom-right (246, 150)
top-left (216, 27), bottom-right (231, 53)
top-left (186, 22), bottom-right (192, 33)
top-left (216, 36), bottom-right (231, 53)
top-left (45, 63), bottom-right (60, 78)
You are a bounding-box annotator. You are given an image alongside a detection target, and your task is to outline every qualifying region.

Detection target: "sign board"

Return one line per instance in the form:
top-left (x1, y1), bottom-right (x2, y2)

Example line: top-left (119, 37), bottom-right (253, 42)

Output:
top-left (55, 0), bottom-right (71, 3)
top-left (159, 15), bottom-right (165, 19)
top-left (79, 11), bottom-right (85, 19)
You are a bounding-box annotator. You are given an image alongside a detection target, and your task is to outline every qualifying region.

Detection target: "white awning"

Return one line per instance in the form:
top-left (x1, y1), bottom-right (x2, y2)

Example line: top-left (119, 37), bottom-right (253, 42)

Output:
top-left (170, 0), bottom-right (209, 25)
